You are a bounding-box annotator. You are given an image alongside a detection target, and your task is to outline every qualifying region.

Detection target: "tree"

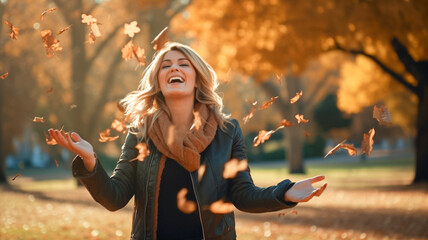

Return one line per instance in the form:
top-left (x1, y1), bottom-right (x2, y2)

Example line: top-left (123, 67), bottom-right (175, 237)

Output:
top-left (172, 0), bottom-right (428, 183)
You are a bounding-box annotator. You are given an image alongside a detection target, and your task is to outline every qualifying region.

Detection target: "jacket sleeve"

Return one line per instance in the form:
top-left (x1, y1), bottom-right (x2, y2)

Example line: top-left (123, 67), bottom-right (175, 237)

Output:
top-left (72, 132), bottom-right (139, 211)
top-left (227, 119), bottom-right (297, 213)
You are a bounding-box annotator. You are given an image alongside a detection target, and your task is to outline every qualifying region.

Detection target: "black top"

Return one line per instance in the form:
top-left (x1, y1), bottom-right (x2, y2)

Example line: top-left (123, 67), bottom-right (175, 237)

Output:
top-left (157, 158), bottom-right (203, 240)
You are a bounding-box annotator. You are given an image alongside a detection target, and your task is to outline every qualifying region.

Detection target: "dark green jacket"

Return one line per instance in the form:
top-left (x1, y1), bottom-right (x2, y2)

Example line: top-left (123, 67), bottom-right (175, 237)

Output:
top-left (72, 119), bottom-right (296, 239)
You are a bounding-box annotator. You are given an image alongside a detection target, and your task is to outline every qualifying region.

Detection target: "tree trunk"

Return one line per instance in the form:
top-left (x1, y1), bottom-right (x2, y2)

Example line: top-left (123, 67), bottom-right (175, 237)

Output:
top-left (413, 85), bottom-right (428, 183)
top-left (0, 79), bottom-right (6, 184)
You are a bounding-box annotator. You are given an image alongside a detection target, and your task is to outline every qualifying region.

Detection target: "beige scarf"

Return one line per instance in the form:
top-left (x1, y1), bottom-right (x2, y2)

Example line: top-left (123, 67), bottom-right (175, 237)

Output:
top-left (148, 104), bottom-right (218, 172)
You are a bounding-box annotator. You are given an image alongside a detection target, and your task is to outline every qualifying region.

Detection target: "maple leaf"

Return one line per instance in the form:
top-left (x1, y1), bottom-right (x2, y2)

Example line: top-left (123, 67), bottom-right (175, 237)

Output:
top-left (81, 14), bottom-right (97, 25)
top-left (290, 91), bottom-right (303, 104)
top-left (1, 72), bottom-right (8, 79)
top-left (324, 140), bottom-right (347, 158)
top-left (373, 105), bottom-right (392, 125)
top-left (40, 7), bottom-right (57, 20)
top-left (129, 143), bottom-right (150, 162)
top-left (177, 188), bottom-right (197, 214)
top-left (40, 30), bottom-right (62, 57)
top-left (243, 100), bottom-right (257, 124)
top-left (98, 129), bottom-right (119, 142)
top-left (33, 117), bottom-right (45, 123)
top-left (121, 41), bottom-right (147, 65)
top-left (260, 96), bottom-right (279, 110)
top-left (361, 128), bottom-right (375, 156)
top-left (12, 173), bottom-right (21, 181)
top-left (295, 114), bottom-right (309, 124)
top-left (4, 20), bottom-right (19, 40)
top-left (124, 21), bottom-right (141, 38)
top-left (253, 130), bottom-right (276, 147)
top-left (44, 132), bottom-right (58, 145)
top-left (209, 199), bottom-right (234, 214)
top-left (223, 158), bottom-right (248, 179)
top-left (151, 26), bottom-right (169, 51)
top-left (121, 41), bottom-right (134, 61)
top-left (57, 25), bottom-right (72, 35)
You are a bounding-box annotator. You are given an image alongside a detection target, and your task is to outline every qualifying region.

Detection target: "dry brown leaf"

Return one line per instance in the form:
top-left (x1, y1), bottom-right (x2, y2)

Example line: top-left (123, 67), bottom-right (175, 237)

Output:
top-left (57, 25), bottom-right (72, 35)
top-left (243, 101), bottom-right (257, 124)
top-left (4, 20), bottom-right (19, 40)
top-left (260, 96), bottom-right (279, 110)
top-left (295, 114), bottom-right (309, 124)
top-left (40, 7), bottom-right (57, 20)
top-left (33, 117), bottom-right (45, 123)
top-left (290, 91), bottom-right (303, 104)
top-left (361, 128), bottom-right (375, 156)
top-left (111, 119), bottom-right (127, 134)
top-left (90, 23), bottom-right (101, 38)
top-left (98, 129), bottom-right (119, 142)
top-left (151, 26), bottom-right (169, 51)
top-left (324, 140), bottom-right (346, 158)
top-left (341, 144), bottom-right (357, 156)
top-left (276, 119), bottom-right (294, 129)
top-left (121, 41), bottom-right (134, 61)
top-left (81, 14), bottom-right (101, 42)
top-left (40, 30), bottom-right (62, 57)
top-left (177, 188), bottom-right (197, 214)
top-left (223, 158), bottom-right (248, 179)
top-left (129, 143), bottom-right (150, 162)
top-left (209, 199), bottom-right (234, 214)
top-left (11, 173), bottom-right (21, 181)
top-left (87, 32), bottom-right (96, 44)
top-left (276, 73), bottom-right (283, 85)
top-left (81, 14), bottom-right (97, 25)
top-left (373, 105), bottom-right (392, 125)
top-left (1, 72), bottom-right (8, 80)
top-left (124, 21), bottom-right (141, 38)
top-left (44, 132), bottom-right (58, 145)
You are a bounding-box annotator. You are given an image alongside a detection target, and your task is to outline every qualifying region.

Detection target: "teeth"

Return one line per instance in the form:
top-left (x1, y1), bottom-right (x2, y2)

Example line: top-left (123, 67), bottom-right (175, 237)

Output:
top-left (168, 77), bottom-right (184, 83)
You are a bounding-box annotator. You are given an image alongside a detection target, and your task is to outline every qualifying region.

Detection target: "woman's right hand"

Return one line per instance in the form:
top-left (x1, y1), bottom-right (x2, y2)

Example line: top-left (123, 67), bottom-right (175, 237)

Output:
top-left (48, 129), bottom-right (96, 172)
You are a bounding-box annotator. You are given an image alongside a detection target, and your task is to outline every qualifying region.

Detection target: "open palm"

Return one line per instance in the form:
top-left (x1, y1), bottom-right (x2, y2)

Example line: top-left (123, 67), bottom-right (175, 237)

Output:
top-left (285, 175), bottom-right (327, 203)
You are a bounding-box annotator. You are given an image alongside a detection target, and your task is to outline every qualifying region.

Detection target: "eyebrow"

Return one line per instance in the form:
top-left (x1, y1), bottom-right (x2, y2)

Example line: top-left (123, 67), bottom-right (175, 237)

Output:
top-left (162, 57), bottom-right (189, 63)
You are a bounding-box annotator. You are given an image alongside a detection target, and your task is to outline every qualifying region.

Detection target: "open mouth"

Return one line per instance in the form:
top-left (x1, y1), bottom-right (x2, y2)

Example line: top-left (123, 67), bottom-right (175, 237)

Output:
top-left (168, 76), bottom-right (184, 84)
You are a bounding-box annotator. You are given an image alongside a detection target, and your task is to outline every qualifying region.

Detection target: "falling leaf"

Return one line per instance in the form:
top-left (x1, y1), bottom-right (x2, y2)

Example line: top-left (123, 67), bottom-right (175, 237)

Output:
top-left (117, 102), bottom-right (125, 113)
top-left (45, 132), bottom-right (58, 145)
top-left (90, 23), bottom-right (101, 37)
top-left (11, 173), bottom-right (21, 181)
top-left (253, 130), bottom-right (275, 147)
top-left (33, 117), bottom-right (45, 123)
top-left (177, 188), bottom-right (197, 214)
top-left (40, 7), bottom-right (57, 20)
top-left (373, 105), bottom-right (392, 125)
top-left (98, 129), bottom-right (119, 142)
top-left (40, 30), bottom-right (62, 57)
top-left (151, 26), bottom-right (169, 51)
top-left (124, 21), bottom-right (141, 38)
top-left (46, 87), bottom-right (53, 93)
top-left (4, 20), bottom-right (19, 40)
top-left (290, 91), bottom-right (303, 104)
top-left (87, 32), bottom-right (96, 44)
top-left (324, 140), bottom-right (347, 158)
top-left (276, 73), bottom-right (283, 85)
top-left (128, 143), bottom-right (150, 162)
top-left (260, 96), bottom-right (279, 110)
top-left (361, 128), bottom-right (375, 156)
top-left (278, 210), bottom-right (298, 217)
top-left (57, 25), bottom-right (72, 35)
top-left (295, 114), bottom-right (309, 124)
top-left (209, 199), bottom-right (234, 214)
top-left (54, 159), bottom-right (59, 167)
top-left (121, 41), bottom-right (147, 65)
top-left (276, 119), bottom-right (294, 129)
top-left (69, 104), bottom-right (77, 110)
top-left (1, 72), bottom-right (8, 79)
top-left (243, 101), bottom-right (257, 124)
top-left (81, 14), bottom-right (101, 41)
top-left (111, 119), bottom-right (127, 134)
top-left (81, 14), bottom-right (97, 25)
top-left (198, 164), bottom-right (206, 181)
top-left (341, 144), bottom-right (357, 156)
top-left (223, 158), bottom-right (248, 179)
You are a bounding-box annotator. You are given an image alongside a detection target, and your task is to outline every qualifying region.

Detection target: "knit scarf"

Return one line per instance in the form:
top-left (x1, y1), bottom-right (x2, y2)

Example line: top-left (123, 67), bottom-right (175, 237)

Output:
top-left (148, 104), bottom-right (218, 172)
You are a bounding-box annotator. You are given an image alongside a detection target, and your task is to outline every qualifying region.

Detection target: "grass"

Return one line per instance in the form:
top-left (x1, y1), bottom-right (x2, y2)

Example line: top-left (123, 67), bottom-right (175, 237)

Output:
top-left (1, 157), bottom-right (427, 240)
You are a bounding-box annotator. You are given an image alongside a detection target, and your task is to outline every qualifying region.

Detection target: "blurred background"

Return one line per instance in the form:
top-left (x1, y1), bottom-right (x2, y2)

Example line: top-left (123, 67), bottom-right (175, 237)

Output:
top-left (1, 0), bottom-right (427, 239)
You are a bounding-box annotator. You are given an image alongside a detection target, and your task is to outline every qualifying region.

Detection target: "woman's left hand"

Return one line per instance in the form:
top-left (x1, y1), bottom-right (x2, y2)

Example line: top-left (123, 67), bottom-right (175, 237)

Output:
top-left (284, 175), bottom-right (327, 203)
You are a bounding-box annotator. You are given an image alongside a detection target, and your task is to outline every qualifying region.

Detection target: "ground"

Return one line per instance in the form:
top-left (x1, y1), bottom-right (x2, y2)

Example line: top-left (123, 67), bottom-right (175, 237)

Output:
top-left (1, 156), bottom-right (427, 240)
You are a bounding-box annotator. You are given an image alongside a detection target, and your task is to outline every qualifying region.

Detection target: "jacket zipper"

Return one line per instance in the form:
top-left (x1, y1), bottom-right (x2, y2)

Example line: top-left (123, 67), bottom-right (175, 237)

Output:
top-left (190, 172), bottom-right (206, 240)
top-left (143, 149), bottom-right (155, 239)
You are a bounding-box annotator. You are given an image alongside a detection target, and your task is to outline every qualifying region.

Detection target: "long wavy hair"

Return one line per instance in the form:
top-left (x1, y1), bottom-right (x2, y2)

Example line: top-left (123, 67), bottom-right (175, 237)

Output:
top-left (120, 42), bottom-right (230, 142)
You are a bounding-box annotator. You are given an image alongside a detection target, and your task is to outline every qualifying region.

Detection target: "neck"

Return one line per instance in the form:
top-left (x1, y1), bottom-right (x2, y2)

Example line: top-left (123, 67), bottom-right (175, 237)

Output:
top-left (164, 96), bottom-right (195, 130)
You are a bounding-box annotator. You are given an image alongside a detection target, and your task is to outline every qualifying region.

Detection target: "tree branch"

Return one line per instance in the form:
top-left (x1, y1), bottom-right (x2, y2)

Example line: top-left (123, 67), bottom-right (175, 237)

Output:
top-left (165, 0), bottom-right (193, 21)
top-left (332, 41), bottom-right (419, 95)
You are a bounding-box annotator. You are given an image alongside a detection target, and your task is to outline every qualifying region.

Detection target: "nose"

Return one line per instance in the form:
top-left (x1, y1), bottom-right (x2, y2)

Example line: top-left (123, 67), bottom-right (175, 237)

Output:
top-left (170, 63), bottom-right (179, 72)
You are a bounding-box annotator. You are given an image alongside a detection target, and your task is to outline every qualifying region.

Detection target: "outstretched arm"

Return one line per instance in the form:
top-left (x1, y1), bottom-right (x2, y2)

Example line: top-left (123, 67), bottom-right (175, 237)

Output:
top-left (284, 175), bottom-right (327, 203)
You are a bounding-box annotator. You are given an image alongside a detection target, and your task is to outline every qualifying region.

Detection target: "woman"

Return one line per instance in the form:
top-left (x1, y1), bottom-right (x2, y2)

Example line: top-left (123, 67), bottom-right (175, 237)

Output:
top-left (48, 42), bottom-right (327, 240)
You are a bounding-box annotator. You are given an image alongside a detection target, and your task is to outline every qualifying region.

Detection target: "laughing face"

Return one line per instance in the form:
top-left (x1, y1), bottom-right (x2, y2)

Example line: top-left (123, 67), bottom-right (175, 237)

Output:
top-left (158, 50), bottom-right (197, 100)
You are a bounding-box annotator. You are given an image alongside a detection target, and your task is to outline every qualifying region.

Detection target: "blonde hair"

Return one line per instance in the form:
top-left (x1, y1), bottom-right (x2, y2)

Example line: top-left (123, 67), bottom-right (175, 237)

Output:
top-left (120, 42), bottom-right (230, 142)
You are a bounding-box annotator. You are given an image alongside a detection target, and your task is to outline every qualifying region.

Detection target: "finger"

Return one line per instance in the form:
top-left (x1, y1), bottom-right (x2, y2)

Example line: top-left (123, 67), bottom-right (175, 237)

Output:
top-left (71, 132), bottom-right (81, 142)
top-left (310, 175), bottom-right (325, 184)
top-left (314, 183), bottom-right (327, 197)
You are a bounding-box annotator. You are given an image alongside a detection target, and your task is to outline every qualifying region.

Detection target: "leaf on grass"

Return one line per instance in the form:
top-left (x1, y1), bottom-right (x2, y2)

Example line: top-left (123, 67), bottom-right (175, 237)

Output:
top-left (1, 72), bottom-right (8, 79)
top-left (151, 26), bottom-right (169, 51)
top-left (40, 7), bottom-right (57, 20)
top-left (209, 199), bottom-right (234, 214)
top-left (295, 114), bottom-right (309, 124)
top-left (278, 210), bottom-right (298, 217)
top-left (290, 91), bottom-right (303, 104)
top-left (373, 105), bottom-right (392, 125)
top-left (40, 30), bottom-right (62, 57)
top-left (223, 158), bottom-right (248, 179)
top-left (57, 25), bottom-right (71, 35)
top-left (243, 101), bottom-right (257, 124)
top-left (177, 188), bottom-right (197, 214)
top-left (361, 128), bottom-right (375, 156)
top-left (260, 96), bottom-right (279, 110)
top-left (253, 130), bottom-right (276, 147)
top-left (98, 129), bottom-right (119, 142)
top-left (324, 140), bottom-right (346, 158)
top-left (44, 132), bottom-right (58, 145)
top-left (33, 117), bottom-right (45, 123)
top-left (4, 20), bottom-right (19, 40)
top-left (124, 21), bottom-right (141, 38)
top-left (12, 173), bottom-right (21, 181)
